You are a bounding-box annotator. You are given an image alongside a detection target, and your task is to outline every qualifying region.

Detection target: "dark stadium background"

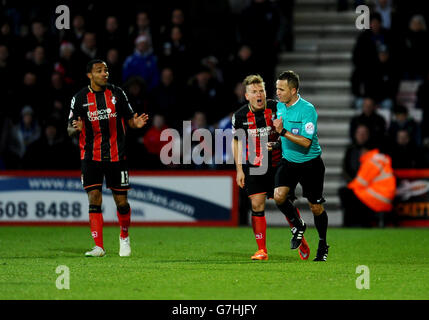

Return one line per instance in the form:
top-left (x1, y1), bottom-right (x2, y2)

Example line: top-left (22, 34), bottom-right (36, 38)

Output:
top-left (1, 0), bottom-right (429, 226)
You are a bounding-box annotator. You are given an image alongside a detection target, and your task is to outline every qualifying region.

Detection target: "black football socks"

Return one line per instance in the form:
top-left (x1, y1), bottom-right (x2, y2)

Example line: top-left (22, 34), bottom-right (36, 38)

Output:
top-left (314, 210), bottom-right (328, 246)
top-left (276, 200), bottom-right (304, 227)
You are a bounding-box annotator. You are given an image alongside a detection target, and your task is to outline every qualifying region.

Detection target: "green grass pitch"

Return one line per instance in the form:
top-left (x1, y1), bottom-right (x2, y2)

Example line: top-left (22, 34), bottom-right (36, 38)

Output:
top-left (0, 226), bottom-right (428, 300)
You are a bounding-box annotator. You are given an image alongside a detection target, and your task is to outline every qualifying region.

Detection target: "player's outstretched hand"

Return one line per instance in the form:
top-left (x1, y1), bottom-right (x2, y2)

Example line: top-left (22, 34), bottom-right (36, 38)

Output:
top-left (132, 113), bottom-right (149, 129)
top-left (72, 117), bottom-right (83, 132)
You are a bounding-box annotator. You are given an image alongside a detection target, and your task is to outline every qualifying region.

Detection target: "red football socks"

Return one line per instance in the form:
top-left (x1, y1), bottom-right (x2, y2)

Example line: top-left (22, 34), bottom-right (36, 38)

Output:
top-left (251, 214), bottom-right (267, 253)
top-left (89, 212), bottom-right (104, 249)
top-left (117, 208), bottom-right (131, 239)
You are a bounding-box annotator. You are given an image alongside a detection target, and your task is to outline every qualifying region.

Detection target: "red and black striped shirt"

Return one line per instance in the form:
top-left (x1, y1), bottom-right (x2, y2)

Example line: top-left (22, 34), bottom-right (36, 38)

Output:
top-left (68, 84), bottom-right (134, 162)
top-left (232, 99), bottom-right (281, 167)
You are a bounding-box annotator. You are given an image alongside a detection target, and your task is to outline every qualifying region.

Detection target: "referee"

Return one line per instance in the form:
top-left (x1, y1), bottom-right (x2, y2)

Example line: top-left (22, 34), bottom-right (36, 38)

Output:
top-left (273, 71), bottom-right (329, 261)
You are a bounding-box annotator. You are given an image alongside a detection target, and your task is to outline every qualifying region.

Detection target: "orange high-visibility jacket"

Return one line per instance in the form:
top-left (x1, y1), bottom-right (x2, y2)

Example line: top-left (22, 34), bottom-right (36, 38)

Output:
top-left (348, 149), bottom-right (396, 212)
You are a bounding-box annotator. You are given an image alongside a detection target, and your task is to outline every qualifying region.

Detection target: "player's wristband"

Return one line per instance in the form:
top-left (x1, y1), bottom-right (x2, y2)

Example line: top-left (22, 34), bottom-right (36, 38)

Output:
top-left (280, 128), bottom-right (287, 137)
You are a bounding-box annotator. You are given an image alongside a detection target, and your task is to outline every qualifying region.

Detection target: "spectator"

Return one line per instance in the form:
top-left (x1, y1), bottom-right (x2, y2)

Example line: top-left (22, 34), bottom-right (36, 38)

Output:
top-left (225, 45), bottom-right (258, 91)
top-left (0, 44), bottom-right (17, 117)
top-left (400, 14), bottom-right (429, 80)
top-left (190, 111), bottom-right (213, 134)
top-left (388, 105), bottom-right (421, 147)
top-left (229, 81), bottom-right (246, 110)
top-left (25, 45), bottom-right (52, 85)
top-left (24, 20), bottom-right (57, 60)
top-left (351, 12), bottom-right (394, 107)
top-left (159, 25), bottom-right (190, 83)
top-left (371, 44), bottom-right (400, 110)
top-left (416, 70), bottom-right (429, 145)
top-left (171, 8), bottom-right (186, 29)
top-left (122, 34), bottom-right (160, 91)
top-left (105, 48), bottom-right (123, 85)
top-left (339, 147), bottom-right (396, 227)
top-left (128, 11), bottom-right (159, 54)
top-left (374, 0), bottom-right (394, 30)
top-left (76, 32), bottom-right (98, 64)
top-left (160, 8), bottom-right (188, 42)
top-left (0, 20), bottom-right (23, 59)
top-left (215, 107), bottom-right (236, 168)
top-left (17, 71), bottom-right (44, 119)
top-left (237, 0), bottom-right (286, 94)
top-left (201, 55), bottom-right (224, 84)
top-left (64, 14), bottom-right (86, 48)
top-left (353, 12), bottom-right (392, 64)
top-left (185, 66), bottom-right (226, 124)
top-left (48, 71), bottom-right (72, 120)
top-left (73, 31), bottom-right (98, 86)
top-left (98, 16), bottom-right (126, 57)
top-left (22, 120), bottom-right (79, 170)
top-left (141, 114), bottom-right (170, 169)
top-left (149, 67), bottom-right (183, 129)
top-left (123, 76), bottom-right (149, 115)
top-left (185, 111), bottom-right (214, 169)
top-left (54, 41), bottom-right (79, 88)
top-left (220, 81), bottom-right (246, 133)
top-left (121, 77), bottom-right (149, 170)
top-left (342, 124), bottom-right (372, 183)
top-left (15, 105), bottom-right (41, 157)
top-left (390, 129), bottom-right (422, 169)
top-left (0, 111), bottom-right (22, 169)
top-left (349, 97), bottom-right (387, 147)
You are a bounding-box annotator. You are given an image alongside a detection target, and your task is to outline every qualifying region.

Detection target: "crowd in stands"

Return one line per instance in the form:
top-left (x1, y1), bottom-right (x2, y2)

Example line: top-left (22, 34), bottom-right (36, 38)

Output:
top-left (346, 0), bottom-right (429, 181)
top-left (0, 0), bottom-right (292, 170)
top-left (1, 0), bottom-right (429, 174)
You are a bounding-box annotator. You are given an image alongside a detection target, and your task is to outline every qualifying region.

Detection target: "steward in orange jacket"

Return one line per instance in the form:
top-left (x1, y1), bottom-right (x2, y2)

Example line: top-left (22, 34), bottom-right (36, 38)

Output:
top-left (348, 149), bottom-right (396, 212)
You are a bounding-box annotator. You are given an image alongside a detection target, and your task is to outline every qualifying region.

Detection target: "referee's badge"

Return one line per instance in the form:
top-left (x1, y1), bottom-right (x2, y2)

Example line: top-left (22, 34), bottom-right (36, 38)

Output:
top-left (305, 122), bottom-right (315, 135)
top-left (292, 128), bottom-right (299, 135)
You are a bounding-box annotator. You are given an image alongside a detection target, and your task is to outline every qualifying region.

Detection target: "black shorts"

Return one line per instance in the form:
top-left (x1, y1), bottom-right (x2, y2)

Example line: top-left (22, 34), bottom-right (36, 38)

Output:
top-left (274, 156), bottom-right (325, 204)
top-left (243, 164), bottom-right (276, 199)
top-left (81, 160), bottom-right (130, 193)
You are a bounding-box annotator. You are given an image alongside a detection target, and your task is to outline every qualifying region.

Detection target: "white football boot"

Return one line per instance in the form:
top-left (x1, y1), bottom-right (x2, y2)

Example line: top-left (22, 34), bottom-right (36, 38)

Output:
top-left (85, 246), bottom-right (106, 257)
top-left (119, 236), bottom-right (131, 257)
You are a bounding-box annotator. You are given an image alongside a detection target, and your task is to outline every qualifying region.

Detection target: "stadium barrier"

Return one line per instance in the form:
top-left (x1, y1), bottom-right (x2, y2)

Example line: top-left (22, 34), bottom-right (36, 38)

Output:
top-left (0, 170), bottom-right (239, 226)
top-left (394, 169), bottom-right (429, 227)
